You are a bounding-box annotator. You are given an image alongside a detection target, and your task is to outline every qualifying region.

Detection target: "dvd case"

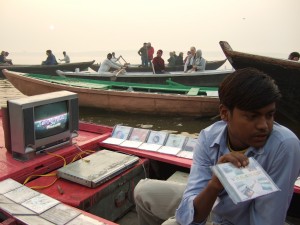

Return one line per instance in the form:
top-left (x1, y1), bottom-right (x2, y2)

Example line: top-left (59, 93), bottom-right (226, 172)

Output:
top-left (120, 128), bottom-right (150, 148)
top-left (102, 125), bottom-right (133, 145)
top-left (177, 137), bottom-right (197, 159)
top-left (158, 134), bottom-right (187, 155)
top-left (211, 157), bottom-right (280, 204)
top-left (138, 130), bottom-right (169, 151)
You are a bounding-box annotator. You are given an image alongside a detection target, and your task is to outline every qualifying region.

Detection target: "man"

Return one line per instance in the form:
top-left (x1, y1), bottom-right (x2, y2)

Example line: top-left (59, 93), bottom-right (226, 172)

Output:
top-left (98, 53), bottom-right (125, 73)
top-left (184, 46), bottom-right (196, 72)
top-left (288, 52), bottom-right (300, 61)
top-left (138, 42), bottom-right (148, 67)
top-left (0, 51), bottom-right (13, 65)
top-left (188, 49), bottom-right (206, 72)
top-left (59, 51), bottom-right (70, 63)
top-left (42, 50), bottom-right (58, 65)
top-left (152, 49), bottom-right (165, 74)
top-left (134, 68), bottom-right (300, 225)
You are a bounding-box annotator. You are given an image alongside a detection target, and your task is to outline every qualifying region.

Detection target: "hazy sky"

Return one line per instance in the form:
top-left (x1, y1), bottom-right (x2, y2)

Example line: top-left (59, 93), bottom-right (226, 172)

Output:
top-left (1, 0), bottom-right (299, 55)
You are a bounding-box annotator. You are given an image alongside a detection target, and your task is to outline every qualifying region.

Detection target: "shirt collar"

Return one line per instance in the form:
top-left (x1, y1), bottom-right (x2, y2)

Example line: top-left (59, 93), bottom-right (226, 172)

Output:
top-left (209, 122), bottom-right (265, 156)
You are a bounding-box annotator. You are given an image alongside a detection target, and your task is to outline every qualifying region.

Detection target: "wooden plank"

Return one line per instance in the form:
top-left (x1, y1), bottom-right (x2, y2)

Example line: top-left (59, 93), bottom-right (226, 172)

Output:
top-left (187, 88), bottom-right (199, 96)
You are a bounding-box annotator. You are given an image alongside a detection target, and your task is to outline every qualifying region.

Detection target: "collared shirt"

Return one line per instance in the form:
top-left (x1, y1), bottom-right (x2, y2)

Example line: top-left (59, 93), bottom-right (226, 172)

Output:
top-left (98, 58), bottom-right (122, 73)
top-left (0, 54), bottom-right (5, 63)
top-left (176, 121), bottom-right (300, 225)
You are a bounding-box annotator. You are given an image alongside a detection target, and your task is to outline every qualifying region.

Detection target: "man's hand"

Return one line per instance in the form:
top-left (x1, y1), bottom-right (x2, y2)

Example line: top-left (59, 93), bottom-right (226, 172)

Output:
top-left (210, 152), bottom-right (249, 191)
top-left (218, 152), bottom-right (249, 168)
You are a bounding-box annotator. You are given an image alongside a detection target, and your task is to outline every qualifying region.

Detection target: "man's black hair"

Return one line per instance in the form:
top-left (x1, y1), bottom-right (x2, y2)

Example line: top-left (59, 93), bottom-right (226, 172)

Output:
top-left (218, 68), bottom-right (281, 111)
top-left (288, 52), bottom-right (300, 60)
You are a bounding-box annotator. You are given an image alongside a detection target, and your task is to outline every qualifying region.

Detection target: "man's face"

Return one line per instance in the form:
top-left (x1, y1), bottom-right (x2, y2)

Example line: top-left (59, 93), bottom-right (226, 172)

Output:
top-left (221, 103), bottom-right (276, 149)
top-left (190, 48), bottom-right (196, 55)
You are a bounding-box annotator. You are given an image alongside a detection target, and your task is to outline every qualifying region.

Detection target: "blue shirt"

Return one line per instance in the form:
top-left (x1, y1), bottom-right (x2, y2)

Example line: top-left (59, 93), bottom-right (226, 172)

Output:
top-left (176, 121), bottom-right (300, 225)
top-left (0, 55), bottom-right (5, 63)
top-left (44, 54), bottom-right (58, 65)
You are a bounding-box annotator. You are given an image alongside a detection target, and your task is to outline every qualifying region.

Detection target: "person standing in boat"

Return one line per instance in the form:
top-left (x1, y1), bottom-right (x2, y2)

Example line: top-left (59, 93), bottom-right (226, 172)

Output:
top-left (42, 50), bottom-right (58, 65)
top-left (152, 49), bottom-right (165, 74)
top-left (288, 52), bottom-right (300, 61)
top-left (138, 43), bottom-right (149, 67)
top-left (134, 68), bottom-right (300, 225)
top-left (147, 42), bottom-right (154, 67)
top-left (184, 46), bottom-right (196, 72)
top-left (98, 53), bottom-right (126, 74)
top-left (59, 51), bottom-right (70, 63)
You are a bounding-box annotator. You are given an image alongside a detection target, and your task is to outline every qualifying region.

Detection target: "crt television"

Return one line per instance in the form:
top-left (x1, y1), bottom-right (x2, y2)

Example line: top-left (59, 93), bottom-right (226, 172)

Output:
top-left (7, 91), bottom-right (79, 161)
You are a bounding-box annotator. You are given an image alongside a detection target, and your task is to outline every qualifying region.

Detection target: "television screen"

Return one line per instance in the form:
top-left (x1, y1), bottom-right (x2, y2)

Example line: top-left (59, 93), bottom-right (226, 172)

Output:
top-left (34, 101), bottom-right (69, 139)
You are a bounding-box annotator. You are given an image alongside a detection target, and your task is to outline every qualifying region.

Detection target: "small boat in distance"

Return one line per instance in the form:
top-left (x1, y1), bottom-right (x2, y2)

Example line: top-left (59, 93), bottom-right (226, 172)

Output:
top-left (3, 69), bottom-right (220, 117)
top-left (89, 59), bottom-right (227, 72)
top-left (219, 41), bottom-right (300, 124)
top-left (0, 60), bottom-right (95, 78)
top-left (56, 69), bottom-right (233, 87)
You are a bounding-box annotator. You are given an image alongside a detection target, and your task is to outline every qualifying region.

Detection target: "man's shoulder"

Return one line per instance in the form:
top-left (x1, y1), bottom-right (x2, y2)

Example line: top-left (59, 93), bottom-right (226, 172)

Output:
top-left (270, 122), bottom-right (298, 142)
top-left (200, 121), bottom-right (227, 144)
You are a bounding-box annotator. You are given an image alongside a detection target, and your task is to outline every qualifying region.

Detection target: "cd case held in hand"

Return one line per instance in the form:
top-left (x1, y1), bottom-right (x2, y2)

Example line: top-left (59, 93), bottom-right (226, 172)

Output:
top-left (211, 157), bottom-right (280, 204)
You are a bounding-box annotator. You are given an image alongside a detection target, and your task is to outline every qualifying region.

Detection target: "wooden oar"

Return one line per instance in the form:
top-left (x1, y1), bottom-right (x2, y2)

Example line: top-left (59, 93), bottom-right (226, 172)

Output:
top-left (151, 60), bottom-right (155, 74)
top-left (121, 56), bottom-right (128, 64)
top-left (110, 68), bottom-right (125, 81)
top-left (56, 70), bottom-right (67, 78)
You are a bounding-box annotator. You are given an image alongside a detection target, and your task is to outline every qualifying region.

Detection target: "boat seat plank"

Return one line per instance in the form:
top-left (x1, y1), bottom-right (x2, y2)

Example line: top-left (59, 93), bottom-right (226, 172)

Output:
top-left (187, 88), bottom-right (199, 96)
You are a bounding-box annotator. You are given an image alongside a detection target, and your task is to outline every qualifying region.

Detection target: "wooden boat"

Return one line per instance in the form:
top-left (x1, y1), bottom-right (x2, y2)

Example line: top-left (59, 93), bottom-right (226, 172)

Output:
top-left (219, 41), bottom-right (300, 124)
top-left (2, 69), bottom-right (220, 117)
top-left (0, 110), bottom-right (299, 224)
top-left (0, 60), bottom-right (95, 78)
top-left (56, 69), bottom-right (233, 87)
top-left (89, 59), bottom-right (227, 72)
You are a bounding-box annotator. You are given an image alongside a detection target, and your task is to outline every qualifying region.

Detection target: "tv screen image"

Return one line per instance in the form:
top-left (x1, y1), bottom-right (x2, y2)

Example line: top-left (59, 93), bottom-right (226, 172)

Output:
top-left (34, 101), bottom-right (69, 140)
top-left (7, 91), bottom-right (79, 161)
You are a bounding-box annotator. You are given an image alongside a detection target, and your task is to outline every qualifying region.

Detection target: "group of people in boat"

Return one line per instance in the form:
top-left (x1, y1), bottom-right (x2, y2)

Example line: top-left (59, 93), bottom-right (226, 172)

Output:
top-left (98, 45), bottom-right (208, 75)
top-left (1, 50), bottom-right (71, 66)
top-left (41, 50), bottom-right (70, 65)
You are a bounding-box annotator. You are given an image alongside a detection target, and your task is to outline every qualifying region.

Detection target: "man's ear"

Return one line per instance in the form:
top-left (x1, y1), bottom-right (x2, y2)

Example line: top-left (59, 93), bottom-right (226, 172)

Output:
top-left (219, 104), bottom-right (229, 121)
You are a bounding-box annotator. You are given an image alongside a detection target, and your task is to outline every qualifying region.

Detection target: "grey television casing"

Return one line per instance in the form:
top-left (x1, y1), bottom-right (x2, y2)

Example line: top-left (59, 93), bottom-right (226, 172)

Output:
top-left (7, 91), bottom-right (79, 161)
